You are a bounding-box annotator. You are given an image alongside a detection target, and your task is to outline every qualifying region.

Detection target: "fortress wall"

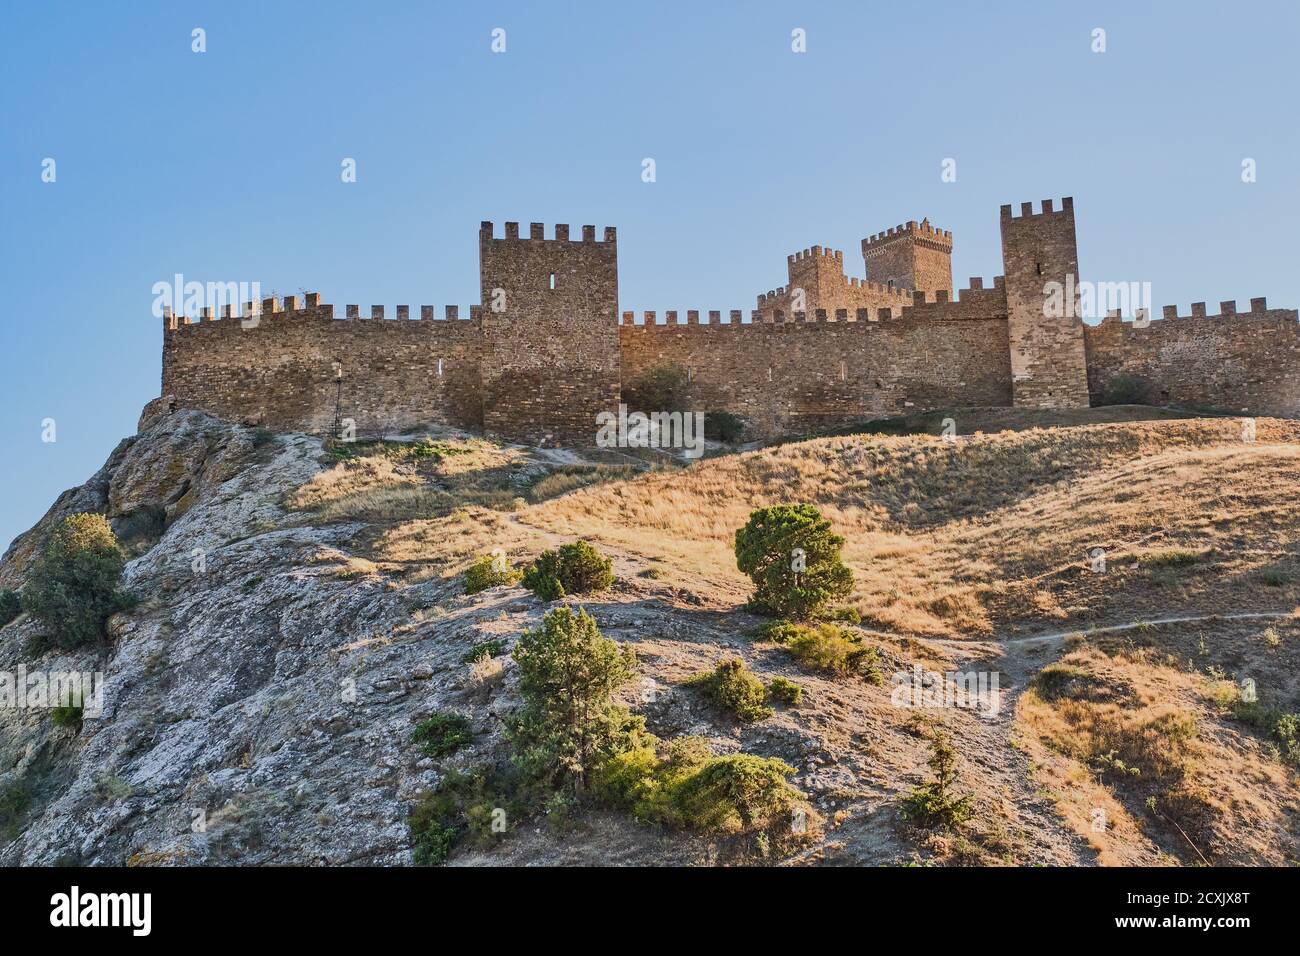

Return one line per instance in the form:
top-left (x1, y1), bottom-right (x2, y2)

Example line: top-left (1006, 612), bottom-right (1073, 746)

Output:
top-left (619, 296), bottom-right (1011, 438)
top-left (478, 222), bottom-right (621, 445)
top-left (1084, 302), bottom-right (1300, 415)
top-left (161, 302), bottom-right (484, 437)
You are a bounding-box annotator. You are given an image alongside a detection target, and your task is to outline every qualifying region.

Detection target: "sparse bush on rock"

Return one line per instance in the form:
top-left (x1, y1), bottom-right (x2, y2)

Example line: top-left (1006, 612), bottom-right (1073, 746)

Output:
top-left (704, 411), bottom-right (746, 444)
top-left (734, 505), bottom-right (853, 620)
top-left (593, 735), bottom-right (806, 833)
top-left (21, 513), bottom-right (132, 650)
top-left (766, 676), bottom-right (803, 707)
top-left (769, 621), bottom-right (882, 682)
top-left (521, 541), bottom-right (614, 602)
top-left (686, 658), bottom-right (772, 722)
top-left (0, 590), bottom-right (21, 628)
top-left (464, 553), bottom-right (521, 594)
top-left (411, 712), bottom-right (474, 758)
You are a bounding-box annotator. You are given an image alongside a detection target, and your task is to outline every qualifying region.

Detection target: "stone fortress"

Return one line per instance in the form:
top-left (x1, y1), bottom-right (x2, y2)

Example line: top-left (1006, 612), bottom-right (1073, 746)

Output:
top-left (157, 198), bottom-right (1300, 445)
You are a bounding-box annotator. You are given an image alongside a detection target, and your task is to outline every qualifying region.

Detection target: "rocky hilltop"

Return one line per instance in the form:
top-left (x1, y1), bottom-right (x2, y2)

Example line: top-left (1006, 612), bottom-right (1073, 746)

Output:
top-left (3, 407), bottom-right (1299, 866)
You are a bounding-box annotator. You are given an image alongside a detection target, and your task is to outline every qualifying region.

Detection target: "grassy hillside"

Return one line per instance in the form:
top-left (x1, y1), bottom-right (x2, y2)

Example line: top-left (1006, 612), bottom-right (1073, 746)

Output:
top-left (280, 407), bottom-right (1300, 864)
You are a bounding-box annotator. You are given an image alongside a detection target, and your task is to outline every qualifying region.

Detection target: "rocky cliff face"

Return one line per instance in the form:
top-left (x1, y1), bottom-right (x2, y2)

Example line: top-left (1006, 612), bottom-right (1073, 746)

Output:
top-left (15, 406), bottom-right (1282, 867)
top-left (0, 412), bottom-right (504, 865)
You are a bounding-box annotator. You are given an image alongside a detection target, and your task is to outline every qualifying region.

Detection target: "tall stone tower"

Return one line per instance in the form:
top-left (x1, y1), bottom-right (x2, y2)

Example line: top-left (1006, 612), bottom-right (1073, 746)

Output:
top-left (786, 246), bottom-right (848, 308)
top-left (478, 221), bottom-right (621, 445)
top-left (860, 219), bottom-right (953, 298)
top-left (999, 198), bottom-right (1090, 408)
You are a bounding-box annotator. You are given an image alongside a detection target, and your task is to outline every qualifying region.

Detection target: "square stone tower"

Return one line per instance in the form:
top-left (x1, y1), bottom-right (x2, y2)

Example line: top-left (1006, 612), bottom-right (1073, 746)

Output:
top-left (999, 198), bottom-right (1090, 408)
top-left (478, 221), bottom-right (621, 445)
top-left (860, 218), bottom-right (953, 298)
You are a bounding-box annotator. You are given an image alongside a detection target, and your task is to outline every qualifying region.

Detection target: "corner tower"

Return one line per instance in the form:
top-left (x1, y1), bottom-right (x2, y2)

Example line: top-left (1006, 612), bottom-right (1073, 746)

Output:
top-left (999, 198), bottom-right (1090, 408)
top-left (861, 219), bottom-right (953, 298)
top-left (478, 221), bottom-right (620, 445)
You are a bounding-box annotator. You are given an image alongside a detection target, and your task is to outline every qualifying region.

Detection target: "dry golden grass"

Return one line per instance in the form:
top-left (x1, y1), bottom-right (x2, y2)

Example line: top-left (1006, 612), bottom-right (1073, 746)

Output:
top-left (288, 438), bottom-right (527, 523)
top-left (1017, 634), bottom-right (1300, 865)
top-left (294, 415), bottom-right (1300, 640)
top-left (508, 416), bottom-right (1300, 636)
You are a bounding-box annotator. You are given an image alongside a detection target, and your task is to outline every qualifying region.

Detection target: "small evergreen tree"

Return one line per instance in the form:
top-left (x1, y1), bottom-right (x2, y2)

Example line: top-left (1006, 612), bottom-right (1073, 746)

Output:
top-left (903, 730), bottom-right (974, 828)
top-left (22, 513), bottom-right (130, 649)
top-left (734, 505), bottom-right (853, 619)
top-left (508, 607), bottom-right (641, 792)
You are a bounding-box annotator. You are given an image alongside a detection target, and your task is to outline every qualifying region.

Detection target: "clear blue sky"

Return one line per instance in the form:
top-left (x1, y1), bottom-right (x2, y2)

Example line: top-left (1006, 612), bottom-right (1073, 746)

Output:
top-left (2, 0), bottom-right (1298, 552)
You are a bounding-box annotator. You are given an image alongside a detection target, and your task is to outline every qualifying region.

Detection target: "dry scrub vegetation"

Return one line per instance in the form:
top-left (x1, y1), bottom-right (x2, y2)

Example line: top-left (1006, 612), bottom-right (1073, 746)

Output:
top-left (515, 415), bottom-right (1300, 637)
top-left (1017, 620), bottom-right (1300, 865)
top-left (284, 410), bottom-right (1300, 865)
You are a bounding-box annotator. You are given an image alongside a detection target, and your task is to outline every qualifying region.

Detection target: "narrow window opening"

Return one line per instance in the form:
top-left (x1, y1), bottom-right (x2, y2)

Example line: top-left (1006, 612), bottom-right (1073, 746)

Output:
top-left (839, 360), bottom-right (847, 381)
top-left (766, 366), bottom-right (773, 382)
top-left (1035, 262), bottom-right (1043, 276)
top-left (548, 273), bottom-right (556, 290)
top-left (436, 358), bottom-right (444, 378)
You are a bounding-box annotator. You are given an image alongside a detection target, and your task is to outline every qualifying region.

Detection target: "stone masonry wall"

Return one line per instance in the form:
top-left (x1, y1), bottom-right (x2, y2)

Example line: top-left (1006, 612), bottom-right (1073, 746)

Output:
top-left (861, 220), bottom-right (954, 297)
top-left (1000, 199), bottom-right (1091, 408)
top-left (157, 202), bottom-right (1300, 447)
top-left (620, 279), bottom-right (1011, 438)
top-left (161, 299), bottom-right (483, 438)
top-left (477, 222), bottom-right (620, 446)
top-left (1084, 301), bottom-right (1300, 415)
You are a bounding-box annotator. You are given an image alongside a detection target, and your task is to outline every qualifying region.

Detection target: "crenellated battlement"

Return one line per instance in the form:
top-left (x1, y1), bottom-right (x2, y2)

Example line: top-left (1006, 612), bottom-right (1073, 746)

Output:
top-left (787, 245), bottom-right (844, 266)
top-left (757, 275), bottom-right (913, 306)
top-left (164, 293), bottom-right (482, 330)
top-left (479, 220), bottom-right (617, 244)
top-left (999, 197), bottom-right (1074, 221)
top-left (158, 201), bottom-right (1300, 445)
top-left (1094, 296), bottom-right (1283, 327)
top-left (861, 218), bottom-right (953, 253)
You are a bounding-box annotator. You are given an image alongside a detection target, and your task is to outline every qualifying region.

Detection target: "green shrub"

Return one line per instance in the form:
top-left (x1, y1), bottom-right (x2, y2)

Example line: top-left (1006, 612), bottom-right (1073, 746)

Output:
top-left (21, 513), bottom-right (131, 649)
top-left (409, 767), bottom-right (519, 865)
top-left (51, 693), bottom-right (84, 731)
top-left (903, 731), bottom-right (974, 829)
top-left (623, 365), bottom-right (688, 413)
top-left (778, 622), bottom-right (881, 682)
top-left (411, 712), bottom-right (474, 758)
top-left (0, 781), bottom-right (32, 843)
top-left (409, 790), bottom-right (460, 865)
top-left (592, 735), bottom-right (805, 833)
top-left (521, 541), bottom-right (614, 601)
top-left (734, 505), bottom-right (853, 620)
top-left (1099, 374), bottom-right (1153, 406)
top-left (0, 590), bottom-right (21, 628)
top-left (1231, 699), bottom-right (1300, 767)
top-left (704, 411), bottom-right (746, 444)
top-left (508, 606), bottom-right (641, 791)
top-left (464, 553), bottom-right (521, 595)
top-left (672, 754), bottom-right (804, 831)
top-left (462, 638), bottom-right (504, 663)
top-left (767, 676), bottom-right (803, 707)
top-left (686, 658), bottom-right (772, 722)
